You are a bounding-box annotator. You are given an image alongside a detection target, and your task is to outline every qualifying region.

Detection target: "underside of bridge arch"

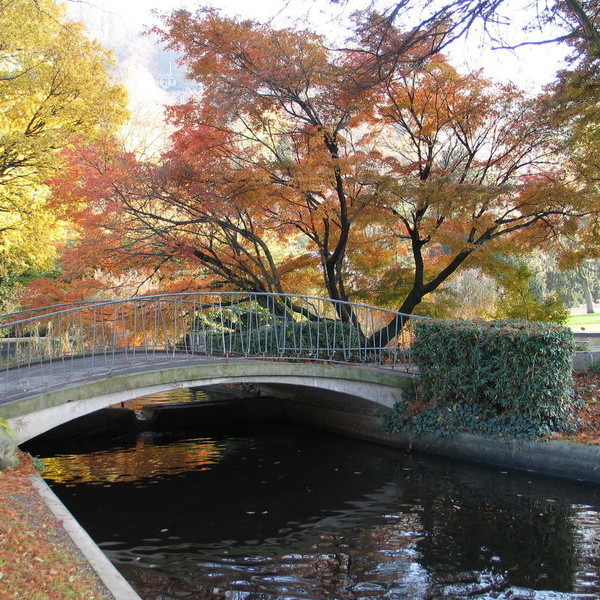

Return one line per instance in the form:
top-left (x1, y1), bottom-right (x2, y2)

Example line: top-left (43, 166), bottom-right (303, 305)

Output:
top-left (2, 361), bottom-right (414, 444)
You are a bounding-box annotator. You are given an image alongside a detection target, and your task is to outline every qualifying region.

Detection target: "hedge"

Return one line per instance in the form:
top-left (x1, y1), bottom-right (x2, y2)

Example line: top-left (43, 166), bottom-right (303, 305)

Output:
top-left (185, 308), bottom-right (365, 360)
top-left (386, 319), bottom-right (577, 438)
top-left (210, 318), bottom-right (365, 358)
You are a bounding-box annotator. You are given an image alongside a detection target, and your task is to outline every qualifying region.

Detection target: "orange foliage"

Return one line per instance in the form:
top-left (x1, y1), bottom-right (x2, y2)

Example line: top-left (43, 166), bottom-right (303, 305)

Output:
top-left (22, 10), bottom-right (599, 320)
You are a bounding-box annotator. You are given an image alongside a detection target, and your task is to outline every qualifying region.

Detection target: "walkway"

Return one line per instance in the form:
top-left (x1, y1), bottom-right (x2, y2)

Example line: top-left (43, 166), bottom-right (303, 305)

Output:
top-left (2, 352), bottom-right (232, 404)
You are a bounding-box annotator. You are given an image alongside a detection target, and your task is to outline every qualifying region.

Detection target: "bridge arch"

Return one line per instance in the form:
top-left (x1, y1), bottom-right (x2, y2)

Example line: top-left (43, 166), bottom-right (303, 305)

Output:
top-left (2, 359), bottom-right (413, 443)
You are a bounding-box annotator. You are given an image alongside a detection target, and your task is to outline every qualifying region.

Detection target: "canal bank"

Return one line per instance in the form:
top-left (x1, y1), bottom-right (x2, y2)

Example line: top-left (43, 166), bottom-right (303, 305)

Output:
top-left (256, 385), bottom-right (600, 485)
top-left (31, 475), bottom-right (143, 600)
top-left (0, 453), bottom-right (142, 600)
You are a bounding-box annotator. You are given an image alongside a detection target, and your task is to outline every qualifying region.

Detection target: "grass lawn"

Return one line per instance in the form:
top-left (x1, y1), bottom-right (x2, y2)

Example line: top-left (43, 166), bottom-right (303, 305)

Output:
top-left (567, 312), bottom-right (600, 333)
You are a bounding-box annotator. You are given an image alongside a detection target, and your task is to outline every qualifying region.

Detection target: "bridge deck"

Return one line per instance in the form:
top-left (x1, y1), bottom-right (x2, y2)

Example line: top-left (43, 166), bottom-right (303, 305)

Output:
top-left (1, 354), bottom-right (253, 404)
top-left (1, 352), bottom-right (415, 406)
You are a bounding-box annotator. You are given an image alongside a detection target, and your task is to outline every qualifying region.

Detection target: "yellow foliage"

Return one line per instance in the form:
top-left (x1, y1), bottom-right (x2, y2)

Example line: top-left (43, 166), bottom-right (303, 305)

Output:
top-left (0, 0), bottom-right (128, 285)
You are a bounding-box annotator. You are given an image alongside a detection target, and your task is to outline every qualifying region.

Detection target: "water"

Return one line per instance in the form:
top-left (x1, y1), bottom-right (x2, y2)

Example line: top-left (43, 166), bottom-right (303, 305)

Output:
top-left (34, 418), bottom-right (600, 600)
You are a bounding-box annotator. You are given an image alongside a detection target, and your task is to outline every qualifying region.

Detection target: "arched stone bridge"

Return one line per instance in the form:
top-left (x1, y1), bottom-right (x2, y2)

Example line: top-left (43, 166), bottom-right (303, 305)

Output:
top-left (0, 292), bottom-right (419, 443)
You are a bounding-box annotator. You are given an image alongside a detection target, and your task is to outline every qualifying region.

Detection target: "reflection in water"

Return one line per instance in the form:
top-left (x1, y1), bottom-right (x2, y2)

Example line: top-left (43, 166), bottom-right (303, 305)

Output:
top-left (42, 435), bottom-right (227, 483)
top-left (38, 423), bottom-right (600, 600)
top-left (120, 388), bottom-right (206, 412)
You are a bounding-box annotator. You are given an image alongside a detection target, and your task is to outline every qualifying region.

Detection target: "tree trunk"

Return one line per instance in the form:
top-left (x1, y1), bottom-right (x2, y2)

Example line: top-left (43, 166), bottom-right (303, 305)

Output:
top-left (366, 288), bottom-right (423, 347)
top-left (583, 278), bottom-right (595, 314)
top-left (576, 265), bottom-right (595, 314)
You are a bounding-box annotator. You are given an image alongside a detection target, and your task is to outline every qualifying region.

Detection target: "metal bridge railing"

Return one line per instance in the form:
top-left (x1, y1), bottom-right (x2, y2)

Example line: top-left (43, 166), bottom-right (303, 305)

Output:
top-left (0, 292), bottom-right (424, 398)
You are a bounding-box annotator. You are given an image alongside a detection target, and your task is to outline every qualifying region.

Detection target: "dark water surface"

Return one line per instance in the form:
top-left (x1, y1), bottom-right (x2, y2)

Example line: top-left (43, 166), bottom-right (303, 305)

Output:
top-left (35, 416), bottom-right (600, 600)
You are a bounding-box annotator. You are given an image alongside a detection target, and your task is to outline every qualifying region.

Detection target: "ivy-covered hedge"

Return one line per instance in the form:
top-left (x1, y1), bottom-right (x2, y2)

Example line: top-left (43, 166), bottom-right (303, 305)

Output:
top-left (386, 319), bottom-right (577, 439)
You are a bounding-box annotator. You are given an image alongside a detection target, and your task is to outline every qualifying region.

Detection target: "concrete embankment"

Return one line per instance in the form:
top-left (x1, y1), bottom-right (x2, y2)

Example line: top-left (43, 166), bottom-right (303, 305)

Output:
top-left (32, 476), bottom-right (143, 600)
top-left (573, 348), bottom-right (600, 371)
top-left (269, 387), bottom-right (600, 486)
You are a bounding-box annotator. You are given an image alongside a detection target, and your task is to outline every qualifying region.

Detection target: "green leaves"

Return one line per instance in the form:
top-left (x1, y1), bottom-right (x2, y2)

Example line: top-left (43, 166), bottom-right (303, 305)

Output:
top-left (386, 319), bottom-right (578, 438)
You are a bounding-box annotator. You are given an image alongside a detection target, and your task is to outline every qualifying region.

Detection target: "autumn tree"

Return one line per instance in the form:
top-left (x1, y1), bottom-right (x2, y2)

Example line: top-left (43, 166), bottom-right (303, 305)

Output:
top-left (0, 0), bottom-right (127, 305)
top-left (39, 12), bottom-right (378, 314)
top-left (44, 136), bottom-right (321, 301)
top-left (347, 0), bottom-right (599, 74)
top-left (36, 9), bottom-right (599, 336)
top-left (524, 3), bottom-right (600, 312)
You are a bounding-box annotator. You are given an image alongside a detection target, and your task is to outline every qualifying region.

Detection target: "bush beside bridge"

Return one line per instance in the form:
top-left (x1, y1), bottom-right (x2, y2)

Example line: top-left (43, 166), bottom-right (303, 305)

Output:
top-left (386, 319), bottom-right (578, 439)
top-left (186, 307), bottom-right (367, 361)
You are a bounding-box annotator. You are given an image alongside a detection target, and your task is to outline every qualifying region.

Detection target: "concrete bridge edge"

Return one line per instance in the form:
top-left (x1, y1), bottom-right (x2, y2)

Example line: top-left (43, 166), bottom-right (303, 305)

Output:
top-left (2, 361), bottom-right (414, 444)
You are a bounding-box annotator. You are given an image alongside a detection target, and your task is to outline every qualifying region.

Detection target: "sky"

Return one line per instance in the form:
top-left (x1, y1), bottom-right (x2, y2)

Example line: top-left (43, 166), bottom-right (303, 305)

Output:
top-left (66, 0), bottom-right (569, 154)
top-left (68, 0), bottom-right (568, 90)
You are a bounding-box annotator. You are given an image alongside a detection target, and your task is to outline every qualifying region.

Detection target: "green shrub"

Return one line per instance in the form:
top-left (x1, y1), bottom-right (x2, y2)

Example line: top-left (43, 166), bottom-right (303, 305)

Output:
top-left (386, 319), bottom-right (577, 439)
top-left (188, 309), bottom-right (365, 360)
top-left (214, 317), bottom-right (364, 358)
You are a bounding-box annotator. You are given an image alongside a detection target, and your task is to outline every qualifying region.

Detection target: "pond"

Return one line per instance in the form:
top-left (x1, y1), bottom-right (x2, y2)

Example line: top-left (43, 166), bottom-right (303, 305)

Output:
top-left (28, 391), bottom-right (600, 600)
